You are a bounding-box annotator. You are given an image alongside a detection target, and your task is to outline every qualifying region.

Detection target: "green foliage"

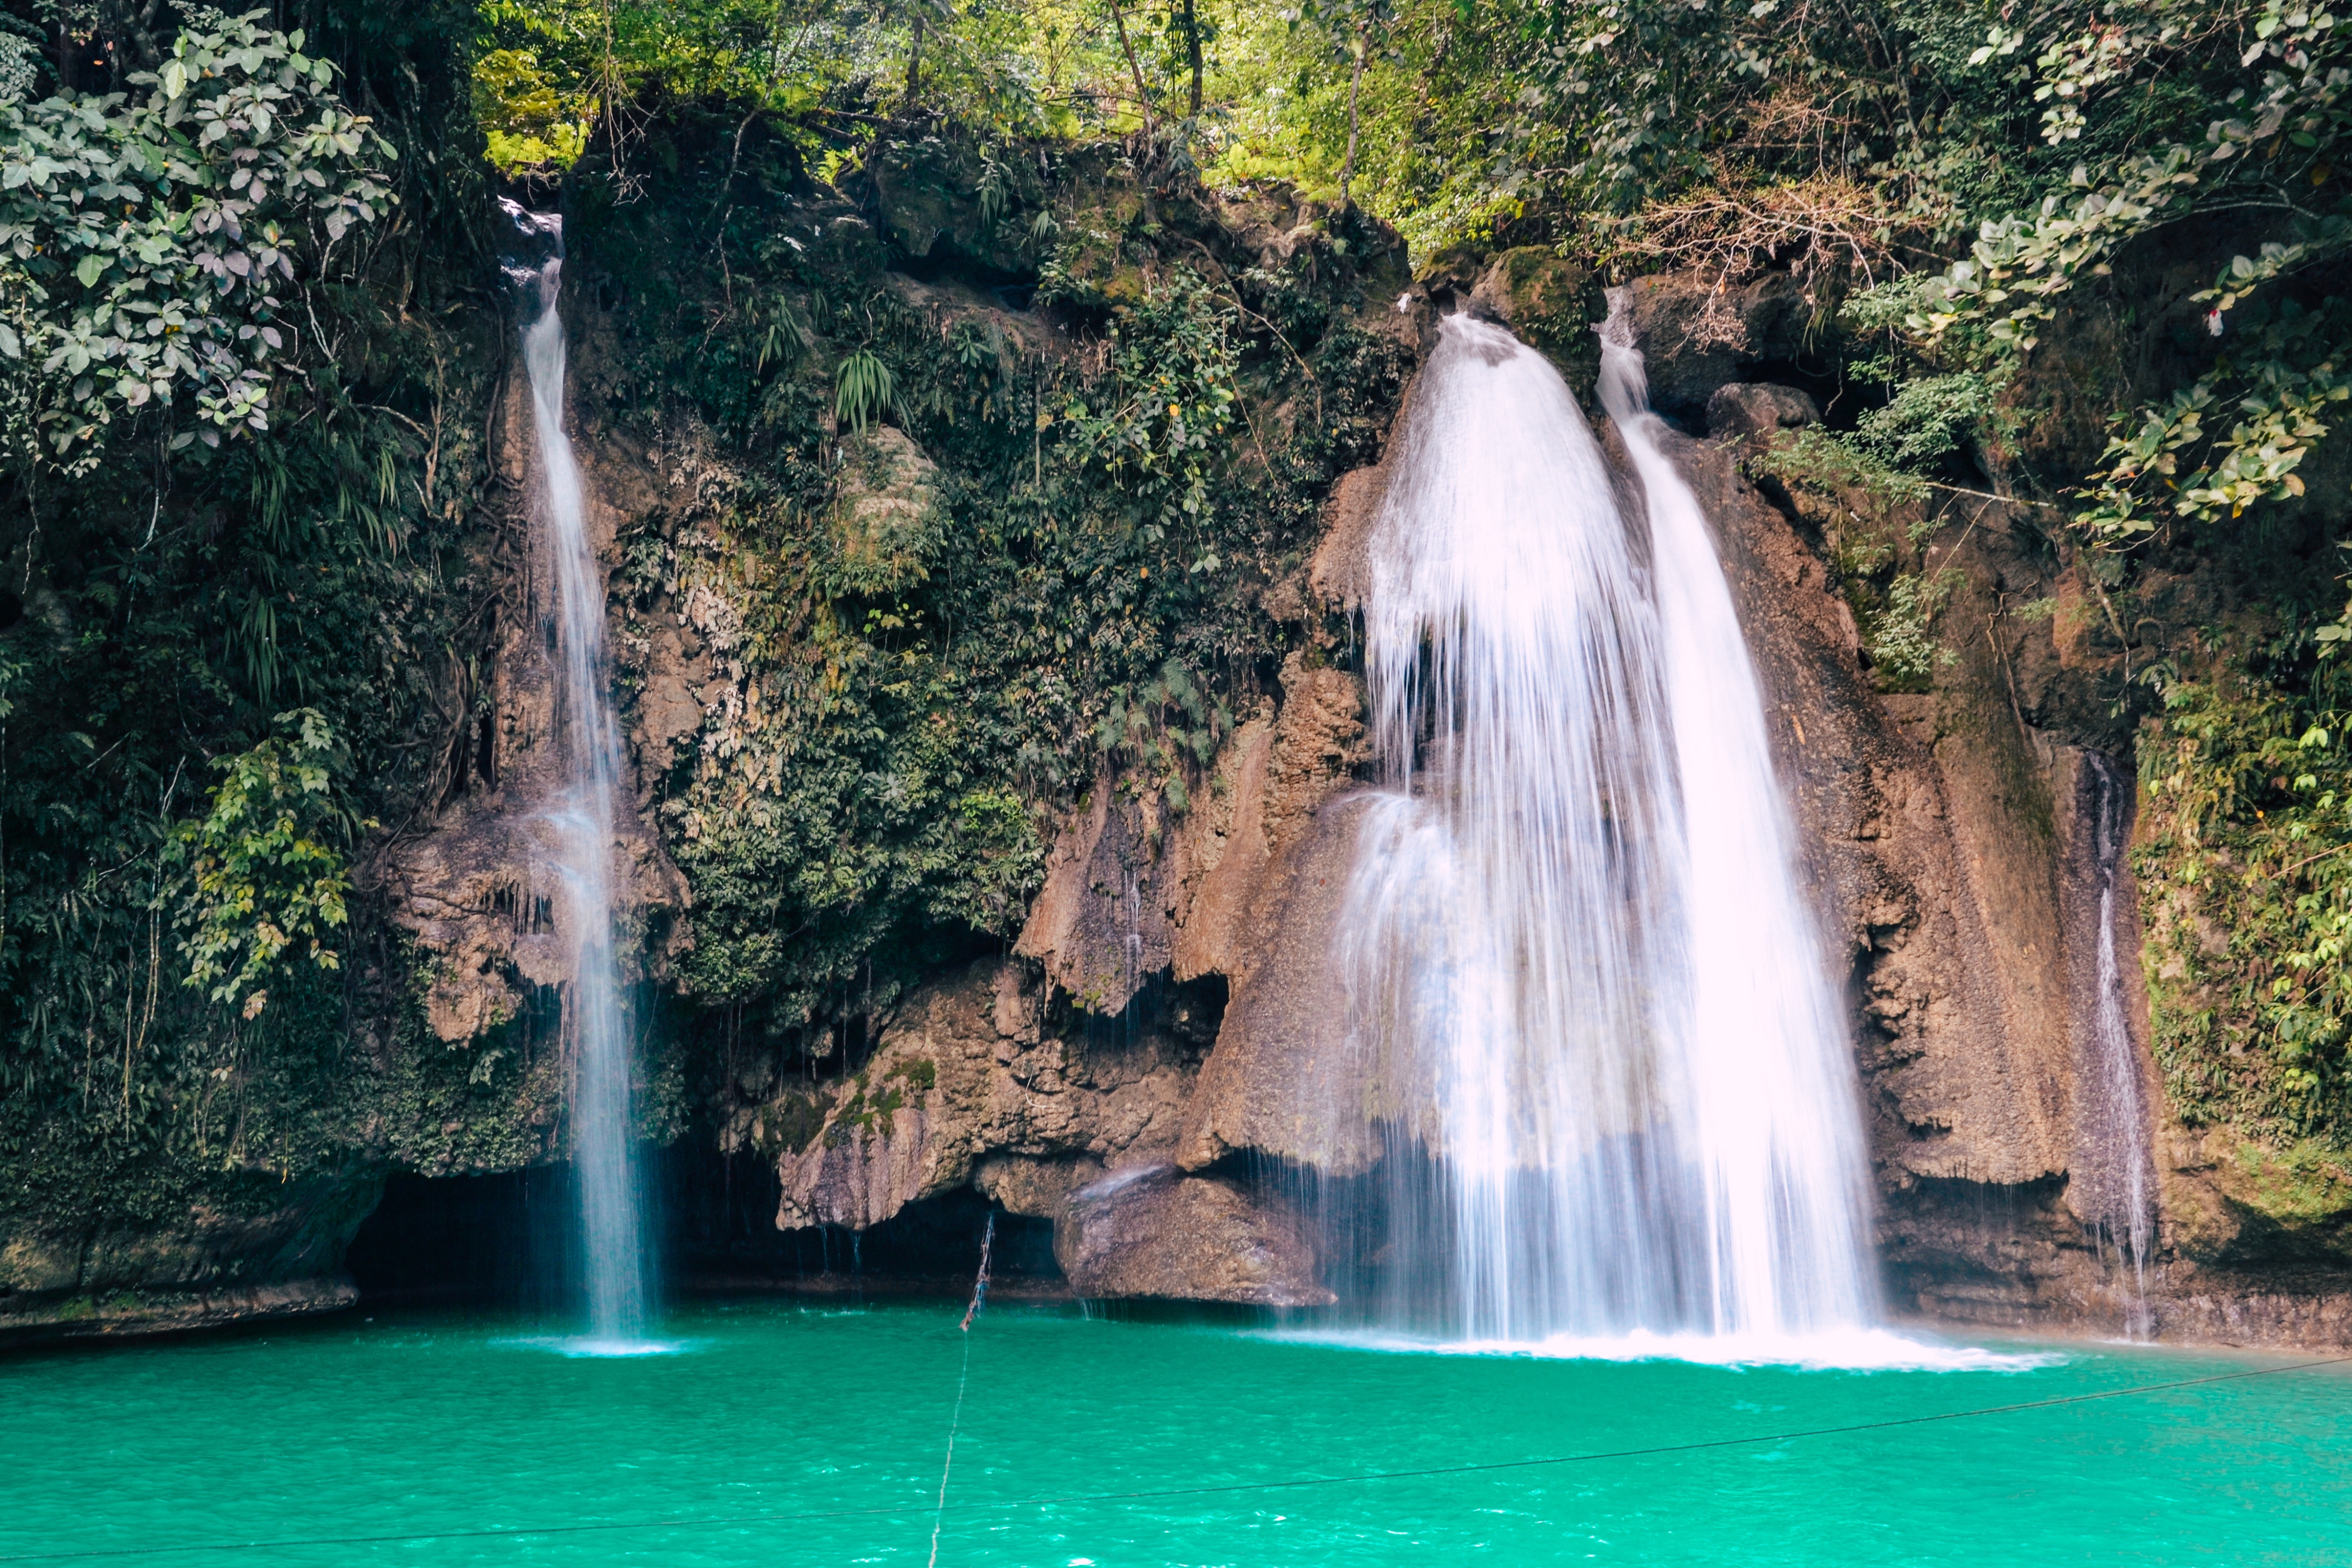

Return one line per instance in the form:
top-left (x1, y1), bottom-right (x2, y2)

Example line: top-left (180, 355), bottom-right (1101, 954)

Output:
top-left (474, 47), bottom-right (596, 174)
top-left (0, 0), bottom-right (504, 1243)
top-left (1854, 373), bottom-right (2002, 472)
top-left (466, 0), bottom-right (1068, 189)
top-left (833, 348), bottom-right (897, 434)
top-left (1846, 3), bottom-right (2352, 610)
top-left (1865, 569), bottom-right (1964, 687)
top-left (564, 146), bottom-right (1399, 1057)
top-left (164, 710), bottom-right (360, 1013)
top-left (2138, 656), bottom-right (2352, 1140)
top-left (1748, 425), bottom-right (1929, 510)
top-left (1747, 426), bottom-right (1960, 689)
top-left (0, 11), bottom-right (393, 469)
top-left (2078, 298), bottom-right (2352, 546)
top-left (1911, 3), bottom-right (2352, 352)
top-left (1051, 267), bottom-right (1241, 531)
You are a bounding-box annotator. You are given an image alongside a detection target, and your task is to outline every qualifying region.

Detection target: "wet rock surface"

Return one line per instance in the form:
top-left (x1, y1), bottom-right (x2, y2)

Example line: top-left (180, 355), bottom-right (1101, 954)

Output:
top-left (1056, 1166), bottom-right (1331, 1306)
top-left (1608, 269), bottom-right (1815, 421)
top-left (383, 295), bottom-right (689, 1062)
top-left (791, 294), bottom-right (2352, 1340)
top-left (1706, 382), bottom-right (1820, 439)
top-left (0, 1176), bottom-right (376, 1348)
top-left (30, 159), bottom-right (2349, 1345)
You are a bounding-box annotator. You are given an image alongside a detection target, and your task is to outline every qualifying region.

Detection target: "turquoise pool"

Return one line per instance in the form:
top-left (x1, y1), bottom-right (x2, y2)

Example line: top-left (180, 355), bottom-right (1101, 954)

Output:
top-left (3, 1299), bottom-right (2347, 1566)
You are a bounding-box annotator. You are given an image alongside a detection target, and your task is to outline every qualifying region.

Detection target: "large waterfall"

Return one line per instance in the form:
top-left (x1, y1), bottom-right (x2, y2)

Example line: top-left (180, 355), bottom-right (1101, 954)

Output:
top-left (505, 201), bottom-right (653, 1348)
top-left (1338, 312), bottom-right (1875, 1347)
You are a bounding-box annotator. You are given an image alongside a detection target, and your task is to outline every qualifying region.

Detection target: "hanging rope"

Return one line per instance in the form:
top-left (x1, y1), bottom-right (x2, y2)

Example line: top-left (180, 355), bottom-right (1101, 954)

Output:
top-left (961, 1210), bottom-right (996, 1332)
top-left (927, 1211), bottom-right (996, 1568)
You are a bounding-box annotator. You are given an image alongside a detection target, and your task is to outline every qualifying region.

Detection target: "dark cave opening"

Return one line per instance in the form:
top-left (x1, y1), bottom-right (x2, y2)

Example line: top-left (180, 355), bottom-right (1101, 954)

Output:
top-left (344, 1154), bottom-right (1063, 1309)
top-left (344, 1167), bottom-right (580, 1313)
top-left (661, 1137), bottom-right (1064, 1295)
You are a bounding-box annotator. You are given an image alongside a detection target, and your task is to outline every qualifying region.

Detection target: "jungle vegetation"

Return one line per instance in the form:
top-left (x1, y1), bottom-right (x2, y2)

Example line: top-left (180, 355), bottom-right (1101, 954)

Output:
top-left (4, 0), bottom-right (2352, 1235)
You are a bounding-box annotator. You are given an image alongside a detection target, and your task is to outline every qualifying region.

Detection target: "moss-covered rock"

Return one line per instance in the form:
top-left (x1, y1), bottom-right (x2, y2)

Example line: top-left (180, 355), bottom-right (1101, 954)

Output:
top-left (832, 425), bottom-right (943, 593)
top-left (868, 134), bottom-right (1038, 275)
top-left (1470, 247), bottom-right (1605, 393)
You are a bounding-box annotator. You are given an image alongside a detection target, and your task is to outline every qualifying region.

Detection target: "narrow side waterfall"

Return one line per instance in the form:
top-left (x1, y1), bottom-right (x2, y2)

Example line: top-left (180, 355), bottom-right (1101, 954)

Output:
top-left (1338, 312), bottom-right (1875, 1347)
top-left (2077, 754), bottom-right (2154, 1334)
top-left (504, 201), bottom-right (652, 1346)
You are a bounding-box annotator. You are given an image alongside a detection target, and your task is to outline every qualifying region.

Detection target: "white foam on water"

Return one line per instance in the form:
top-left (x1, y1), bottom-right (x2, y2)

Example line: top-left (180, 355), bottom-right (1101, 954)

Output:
top-left (1266, 1324), bottom-right (2061, 1374)
top-left (500, 1335), bottom-right (695, 1359)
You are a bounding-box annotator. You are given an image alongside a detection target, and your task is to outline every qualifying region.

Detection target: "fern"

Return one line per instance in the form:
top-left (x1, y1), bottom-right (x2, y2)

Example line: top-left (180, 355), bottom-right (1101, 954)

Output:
top-left (977, 153), bottom-right (1011, 228)
top-left (834, 349), bottom-right (896, 434)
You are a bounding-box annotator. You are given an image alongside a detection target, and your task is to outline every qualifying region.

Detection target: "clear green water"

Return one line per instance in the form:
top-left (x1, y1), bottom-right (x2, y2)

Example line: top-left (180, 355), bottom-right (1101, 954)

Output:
top-left (4, 1299), bottom-right (2347, 1566)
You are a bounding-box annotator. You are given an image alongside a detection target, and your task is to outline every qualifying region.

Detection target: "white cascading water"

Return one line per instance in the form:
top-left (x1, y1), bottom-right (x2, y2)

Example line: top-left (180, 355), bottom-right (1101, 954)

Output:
top-left (1339, 310), bottom-right (1876, 1349)
top-left (2079, 753), bottom-right (2154, 1335)
top-left (505, 200), bottom-right (652, 1347)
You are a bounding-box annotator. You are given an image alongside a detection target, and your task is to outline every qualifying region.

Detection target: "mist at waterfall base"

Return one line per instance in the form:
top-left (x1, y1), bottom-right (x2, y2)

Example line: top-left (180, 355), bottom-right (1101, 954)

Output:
top-left (7, 1301), bottom-right (2347, 1567)
top-left (504, 201), bottom-right (662, 1356)
top-left (1309, 313), bottom-right (1879, 1363)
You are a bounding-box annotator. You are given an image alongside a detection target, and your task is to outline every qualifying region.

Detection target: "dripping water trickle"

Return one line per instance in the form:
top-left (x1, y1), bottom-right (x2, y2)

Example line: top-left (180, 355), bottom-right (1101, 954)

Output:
top-left (503, 199), bottom-right (655, 1352)
top-left (2079, 753), bottom-right (2155, 1337)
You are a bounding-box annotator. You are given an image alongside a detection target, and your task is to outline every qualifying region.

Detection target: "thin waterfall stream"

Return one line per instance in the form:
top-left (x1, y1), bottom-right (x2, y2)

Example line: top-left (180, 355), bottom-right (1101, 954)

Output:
top-left (504, 200), bottom-right (653, 1348)
top-left (1337, 310), bottom-right (1875, 1348)
top-left (2079, 753), bottom-right (2155, 1335)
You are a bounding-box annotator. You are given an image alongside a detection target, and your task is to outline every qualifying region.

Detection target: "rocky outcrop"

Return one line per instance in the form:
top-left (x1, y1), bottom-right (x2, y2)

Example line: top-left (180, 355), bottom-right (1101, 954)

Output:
top-left (1013, 635), bottom-right (1371, 1034)
top-left (1695, 380), bottom-right (2352, 1342)
top-left (774, 590), bottom-right (1380, 1300)
top-left (750, 956), bottom-right (1327, 1304)
top-left (1466, 247), bottom-right (1606, 393)
top-left (1056, 1166), bottom-right (1331, 1306)
top-left (912, 330), bottom-right (2352, 1339)
top-left (1654, 423), bottom-right (2076, 1193)
top-left (0, 1176), bottom-right (374, 1347)
top-left (1609, 270), bottom-right (1817, 420)
top-left (768, 958), bottom-right (1200, 1232)
top-left (39, 162), bottom-right (2328, 1344)
top-left (1706, 382), bottom-right (1820, 440)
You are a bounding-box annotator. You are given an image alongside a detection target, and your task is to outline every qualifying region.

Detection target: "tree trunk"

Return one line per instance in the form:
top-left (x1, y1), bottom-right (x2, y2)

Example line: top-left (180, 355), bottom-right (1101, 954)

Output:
top-left (1181, 0), bottom-right (1203, 119)
top-left (53, 16), bottom-right (80, 93)
top-left (906, 14), bottom-right (924, 102)
top-left (1109, 2), bottom-right (1155, 144)
top-left (1340, 32), bottom-right (1365, 207)
top-left (96, 0), bottom-right (164, 74)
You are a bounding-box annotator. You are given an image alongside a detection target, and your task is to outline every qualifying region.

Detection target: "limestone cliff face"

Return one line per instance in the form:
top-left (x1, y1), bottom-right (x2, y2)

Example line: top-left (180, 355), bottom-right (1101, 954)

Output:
top-left (1616, 272), bottom-right (2349, 1342)
top-left (778, 258), bottom-right (2352, 1344)
top-left (2, 291), bottom-right (699, 1348)
top-left (750, 956), bottom-right (1328, 1305)
top-left (1651, 415), bottom-right (2106, 1309)
top-left (27, 199), bottom-right (2347, 1345)
top-left (750, 630), bottom-right (1378, 1302)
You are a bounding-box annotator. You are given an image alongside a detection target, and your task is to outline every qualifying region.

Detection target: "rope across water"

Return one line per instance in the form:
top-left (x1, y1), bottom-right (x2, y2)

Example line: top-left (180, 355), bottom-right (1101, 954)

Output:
top-left (926, 1212), bottom-right (996, 1568)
